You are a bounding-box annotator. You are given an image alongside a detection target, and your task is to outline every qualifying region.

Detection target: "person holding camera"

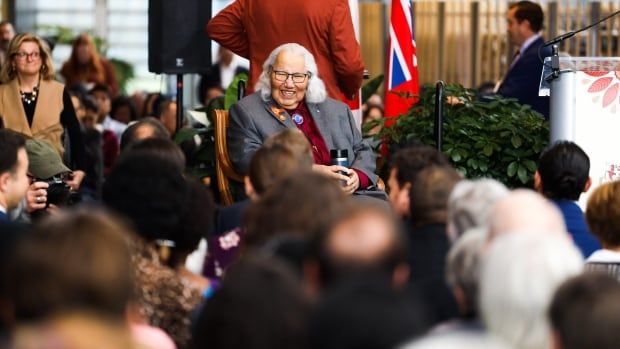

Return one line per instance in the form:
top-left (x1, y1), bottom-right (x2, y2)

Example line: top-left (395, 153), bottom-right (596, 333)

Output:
top-left (0, 33), bottom-right (85, 191)
top-left (20, 139), bottom-right (79, 220)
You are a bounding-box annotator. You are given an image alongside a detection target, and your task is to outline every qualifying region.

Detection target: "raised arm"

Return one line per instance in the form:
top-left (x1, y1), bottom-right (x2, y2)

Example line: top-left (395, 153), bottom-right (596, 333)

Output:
top-left (206, 0), bottom-right (250, 58)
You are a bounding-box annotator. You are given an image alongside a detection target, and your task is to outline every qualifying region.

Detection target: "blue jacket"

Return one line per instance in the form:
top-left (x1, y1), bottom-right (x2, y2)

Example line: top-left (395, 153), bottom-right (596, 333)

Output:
top-left (497, 37), bottom-right (552, 119)
top-left (553, 199), bottom-right (600, 258)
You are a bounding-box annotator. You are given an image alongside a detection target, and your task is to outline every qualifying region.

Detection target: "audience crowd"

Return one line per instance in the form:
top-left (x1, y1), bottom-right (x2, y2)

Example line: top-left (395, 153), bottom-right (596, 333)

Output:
top-left (1, 11), bottom-right (620, 349)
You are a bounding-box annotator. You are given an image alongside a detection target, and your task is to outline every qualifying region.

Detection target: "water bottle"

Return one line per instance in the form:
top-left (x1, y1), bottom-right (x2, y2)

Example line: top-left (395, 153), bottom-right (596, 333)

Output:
top-left (330, 149), bottom-right (349, 186)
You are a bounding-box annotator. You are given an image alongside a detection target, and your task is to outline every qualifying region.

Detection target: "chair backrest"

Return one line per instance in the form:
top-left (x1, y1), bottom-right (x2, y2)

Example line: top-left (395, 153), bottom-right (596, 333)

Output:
top-left (213, 109), bottom-right (243, 206)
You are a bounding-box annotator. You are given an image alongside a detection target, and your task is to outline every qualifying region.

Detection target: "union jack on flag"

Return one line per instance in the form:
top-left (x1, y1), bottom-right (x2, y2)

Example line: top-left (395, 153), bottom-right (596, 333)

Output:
top-left (384, 0), bottom-right (419, 125)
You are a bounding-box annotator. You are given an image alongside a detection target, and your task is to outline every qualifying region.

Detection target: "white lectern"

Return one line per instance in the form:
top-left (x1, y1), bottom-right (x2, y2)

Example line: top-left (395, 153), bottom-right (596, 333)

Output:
top-left (546, 57), bottom-right (620, 206)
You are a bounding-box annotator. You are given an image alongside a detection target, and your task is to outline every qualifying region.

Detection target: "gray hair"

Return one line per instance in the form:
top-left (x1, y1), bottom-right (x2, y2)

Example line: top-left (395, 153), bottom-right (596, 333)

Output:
top-left (480, 232), bottom-right (583, 349)
top-left (255, 43), bottom-right (327, 104)
top-left (447, 179), bottom-right (509, 241)
top-left (445, 227), bottom-right (486, 317)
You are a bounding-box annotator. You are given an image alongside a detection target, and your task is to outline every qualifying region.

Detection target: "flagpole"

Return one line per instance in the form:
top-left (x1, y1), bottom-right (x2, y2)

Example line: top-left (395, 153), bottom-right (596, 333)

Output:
top-left (349, 0), bottom-right (363, 130)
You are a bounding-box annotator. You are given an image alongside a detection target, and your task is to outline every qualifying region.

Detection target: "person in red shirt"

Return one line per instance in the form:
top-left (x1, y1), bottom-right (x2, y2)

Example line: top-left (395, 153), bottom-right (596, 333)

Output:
top-left (207, 0), bottom-right (364, 103)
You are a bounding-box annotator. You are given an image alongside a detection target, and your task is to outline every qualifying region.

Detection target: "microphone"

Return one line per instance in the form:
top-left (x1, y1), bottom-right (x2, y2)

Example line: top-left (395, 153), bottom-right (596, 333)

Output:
top-left (544, 9), bottom-right (620, 47)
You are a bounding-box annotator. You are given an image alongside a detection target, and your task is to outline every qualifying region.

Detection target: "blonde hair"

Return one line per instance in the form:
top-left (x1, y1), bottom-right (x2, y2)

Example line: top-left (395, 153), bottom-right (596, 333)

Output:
top-left (586, 181), bottom-right (620, 247)
top-left (0, 33), bottom-right (55, 83)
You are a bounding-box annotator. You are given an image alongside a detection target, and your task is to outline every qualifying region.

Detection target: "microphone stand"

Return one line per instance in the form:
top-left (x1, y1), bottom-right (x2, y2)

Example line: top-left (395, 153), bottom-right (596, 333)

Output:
top-left (545, 9), bottom-right (620, 82)
top-left (546, 9), bottom-right (620, 142)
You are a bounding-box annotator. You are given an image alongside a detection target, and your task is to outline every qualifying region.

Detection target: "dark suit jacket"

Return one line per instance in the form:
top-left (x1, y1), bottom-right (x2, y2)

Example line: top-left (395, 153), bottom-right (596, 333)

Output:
top-left (405, 221), bottom-right (459, 324)
top-left (228, 92), bottom-right (377, 184)
top-left (497, 37), bottom-right (552, 119)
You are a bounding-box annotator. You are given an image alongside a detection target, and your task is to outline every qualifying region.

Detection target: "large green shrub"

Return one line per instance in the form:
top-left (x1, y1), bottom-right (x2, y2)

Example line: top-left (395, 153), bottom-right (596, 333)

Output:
top-left (376, 83), bottom-right (549, 188)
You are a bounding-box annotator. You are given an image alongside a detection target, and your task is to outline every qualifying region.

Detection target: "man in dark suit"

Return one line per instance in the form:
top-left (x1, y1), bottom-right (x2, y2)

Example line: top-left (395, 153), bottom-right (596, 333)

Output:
top-left (198, 47), bottom-right (248, 106)
top-left (497, 1), bottom-right (551, 119)
top-left (0, 130), bottom-right (30, 222)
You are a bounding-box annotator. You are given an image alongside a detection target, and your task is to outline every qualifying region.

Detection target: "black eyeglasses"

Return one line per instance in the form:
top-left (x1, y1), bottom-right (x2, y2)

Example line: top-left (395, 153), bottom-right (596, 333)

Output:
top-left (272, 70), bottom-right (310, 84)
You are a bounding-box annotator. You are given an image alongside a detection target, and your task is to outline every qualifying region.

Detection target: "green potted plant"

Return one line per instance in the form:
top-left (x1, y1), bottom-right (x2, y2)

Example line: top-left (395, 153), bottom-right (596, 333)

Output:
top-left (375, 83), bottom-right (549, 188)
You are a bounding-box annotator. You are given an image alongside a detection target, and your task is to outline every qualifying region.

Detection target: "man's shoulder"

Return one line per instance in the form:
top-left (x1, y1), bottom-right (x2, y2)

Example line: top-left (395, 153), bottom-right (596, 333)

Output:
top-left (523, 36), bottom-right (551, 58)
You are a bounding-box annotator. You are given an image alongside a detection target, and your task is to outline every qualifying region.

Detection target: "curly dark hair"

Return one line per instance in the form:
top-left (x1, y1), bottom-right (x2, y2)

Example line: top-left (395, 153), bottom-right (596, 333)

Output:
top-left (102, 152), bottom-right (188, 242)
top-left (168, 179), bottom-right (215, 268)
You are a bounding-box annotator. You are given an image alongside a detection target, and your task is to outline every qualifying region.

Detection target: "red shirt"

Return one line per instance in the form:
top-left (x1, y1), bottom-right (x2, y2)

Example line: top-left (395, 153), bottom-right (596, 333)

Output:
top-left (285, 102), bottom-right (370, 189)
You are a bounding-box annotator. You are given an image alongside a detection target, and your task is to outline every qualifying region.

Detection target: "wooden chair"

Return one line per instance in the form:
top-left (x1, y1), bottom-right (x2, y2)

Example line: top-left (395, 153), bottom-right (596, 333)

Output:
top-left (213, 109), bottom-right (243, 206)
top-left (213, 108), bottom-right (386, 204)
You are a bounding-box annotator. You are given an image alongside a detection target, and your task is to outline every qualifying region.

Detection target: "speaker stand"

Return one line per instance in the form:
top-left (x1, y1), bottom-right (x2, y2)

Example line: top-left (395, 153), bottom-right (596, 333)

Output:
top-left (176, 73), bottom-right (183, 133)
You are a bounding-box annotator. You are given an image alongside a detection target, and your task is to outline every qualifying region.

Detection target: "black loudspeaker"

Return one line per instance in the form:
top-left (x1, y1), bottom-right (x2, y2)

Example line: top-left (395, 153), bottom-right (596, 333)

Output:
top-left (148, 0), bottom-right (212, 74)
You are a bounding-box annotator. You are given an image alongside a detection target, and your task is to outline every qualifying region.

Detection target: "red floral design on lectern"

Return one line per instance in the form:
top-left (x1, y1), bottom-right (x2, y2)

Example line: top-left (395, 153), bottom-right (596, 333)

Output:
top-left (584, 71), bottom-right (620, 110)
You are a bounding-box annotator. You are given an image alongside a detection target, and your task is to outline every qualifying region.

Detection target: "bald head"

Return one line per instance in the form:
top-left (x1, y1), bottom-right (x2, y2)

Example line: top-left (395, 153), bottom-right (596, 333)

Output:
top-left (328, 208), bottom-right (398, 265)
top-left (488, 189), bottom-right (567, 241)
top-left (316, 202), bottom-right (409, 287)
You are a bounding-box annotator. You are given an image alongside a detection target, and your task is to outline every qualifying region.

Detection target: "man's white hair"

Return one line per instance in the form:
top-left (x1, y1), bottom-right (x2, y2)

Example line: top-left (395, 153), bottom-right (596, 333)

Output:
top-left (447, 179), bottom-right (509, 240)
top-left (255, 43), bottom-right (327, 104)
top-left (487, 189), bottom-right (567, 241)
top-left (480, 232), bottom-right (583, 349)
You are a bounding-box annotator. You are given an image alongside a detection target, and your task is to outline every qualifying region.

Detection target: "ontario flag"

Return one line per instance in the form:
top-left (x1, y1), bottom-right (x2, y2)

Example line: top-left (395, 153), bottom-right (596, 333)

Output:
top-left (385, 0), bottom-right (419, 126)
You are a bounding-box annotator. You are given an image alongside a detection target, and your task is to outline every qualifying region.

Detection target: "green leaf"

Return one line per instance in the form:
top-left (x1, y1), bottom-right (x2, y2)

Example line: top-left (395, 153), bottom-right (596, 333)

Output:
top-left (225, 73), bottom-right (249, 110)
top-left (507, 161), bottom-right (518, 177)
top-left (517, 165), bottom-right (528, 184)
top-left (173, 127), bottom-right (198, 144)
top-left (376, 83), bottom-right (549, 188)
top-left (479, 161), bottom-right (489, 172)
top-left (483, 145), bottom-right (493, 157)
top-left (523, 159), bottom-right (537, 172)
top-left (467, 158), bottom-right (478, 169)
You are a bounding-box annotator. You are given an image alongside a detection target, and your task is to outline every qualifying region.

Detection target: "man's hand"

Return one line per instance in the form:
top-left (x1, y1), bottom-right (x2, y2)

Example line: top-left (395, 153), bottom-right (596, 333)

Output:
top-left (26, 181), bottom-right (49, 212)
top-left (65, 170), bottom-right (85, 191)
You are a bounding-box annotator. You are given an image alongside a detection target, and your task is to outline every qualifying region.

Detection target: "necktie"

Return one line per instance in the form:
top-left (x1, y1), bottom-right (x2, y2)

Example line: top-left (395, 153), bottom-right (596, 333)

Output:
top-left (509, 50), bottom-right (521, 70)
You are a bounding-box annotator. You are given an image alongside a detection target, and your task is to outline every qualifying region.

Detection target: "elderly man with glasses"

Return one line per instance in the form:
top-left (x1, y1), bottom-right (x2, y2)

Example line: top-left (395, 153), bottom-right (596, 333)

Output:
top-left (228, 43), bottom-right (377, 195)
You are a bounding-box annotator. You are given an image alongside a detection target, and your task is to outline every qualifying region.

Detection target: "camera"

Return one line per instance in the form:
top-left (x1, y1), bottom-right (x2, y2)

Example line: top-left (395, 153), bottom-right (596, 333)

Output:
top-left (41, 176), bottom-right (81, 207)
top-left (45, 177), bottom-right (72, 206)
